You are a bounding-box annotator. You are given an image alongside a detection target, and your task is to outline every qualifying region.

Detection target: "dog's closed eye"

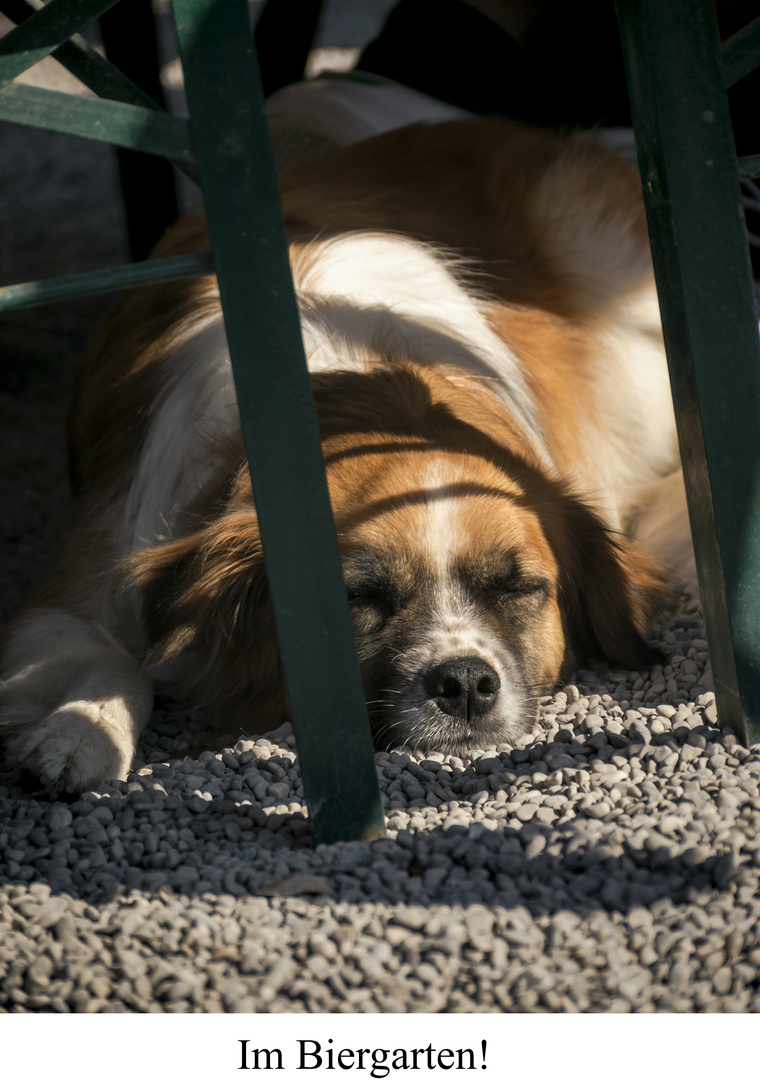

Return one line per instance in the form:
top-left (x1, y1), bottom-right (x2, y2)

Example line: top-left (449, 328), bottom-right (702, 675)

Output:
top-left (480, 576), bottom-right (550, 605)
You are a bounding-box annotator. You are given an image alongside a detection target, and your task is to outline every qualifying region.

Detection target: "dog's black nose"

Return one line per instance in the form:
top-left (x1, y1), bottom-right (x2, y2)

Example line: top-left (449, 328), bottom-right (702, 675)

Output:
top-left (424, 657), bottom-right (501, 721)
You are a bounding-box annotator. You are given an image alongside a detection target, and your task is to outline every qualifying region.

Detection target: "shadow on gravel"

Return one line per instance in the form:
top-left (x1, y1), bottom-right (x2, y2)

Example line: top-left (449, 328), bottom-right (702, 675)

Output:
top-left (0, 764), bottom-right (745, 921)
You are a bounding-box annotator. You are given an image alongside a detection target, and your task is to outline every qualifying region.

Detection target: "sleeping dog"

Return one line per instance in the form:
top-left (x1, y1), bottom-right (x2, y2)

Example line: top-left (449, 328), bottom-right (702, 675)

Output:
top-left (0, 119), bottom-right (691, 793)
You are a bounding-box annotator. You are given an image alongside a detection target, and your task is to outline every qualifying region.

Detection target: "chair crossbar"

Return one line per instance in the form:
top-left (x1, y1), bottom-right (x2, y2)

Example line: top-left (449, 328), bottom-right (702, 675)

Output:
top-left (0, 83), bottom-right (197, 178)
top-left (721, 14), bottom-right (760, 87)
top-left (0, 0), bottom-right (163, 112)
top-left (0, 253), bottom-right (214, 312)
top-left (0, 0), bottom-right (120, 89)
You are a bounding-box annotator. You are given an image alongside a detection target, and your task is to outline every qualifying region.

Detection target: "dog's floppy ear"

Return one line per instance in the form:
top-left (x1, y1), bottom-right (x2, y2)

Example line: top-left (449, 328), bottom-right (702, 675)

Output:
top-left (550, 492), bottom-right (668, 672)
top-left (123, 510), bottom-right (285, 720)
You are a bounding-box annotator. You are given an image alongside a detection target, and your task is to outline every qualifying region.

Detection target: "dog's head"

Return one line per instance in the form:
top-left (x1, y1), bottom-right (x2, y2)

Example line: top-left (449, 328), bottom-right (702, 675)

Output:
top-left (131, 363), bottom-right (664, 752)
top-left (317, 364), bottom-right (664, 751)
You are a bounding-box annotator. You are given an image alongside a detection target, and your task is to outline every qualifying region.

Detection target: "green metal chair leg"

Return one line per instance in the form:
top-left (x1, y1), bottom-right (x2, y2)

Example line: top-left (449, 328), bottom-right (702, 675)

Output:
top-left (616, 0), bottom-right (760, 745)
top-left (172, 0), bottom-right (384, 843)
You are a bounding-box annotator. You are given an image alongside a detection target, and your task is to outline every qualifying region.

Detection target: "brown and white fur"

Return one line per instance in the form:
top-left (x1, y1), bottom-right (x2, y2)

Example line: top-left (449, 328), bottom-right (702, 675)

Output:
top-left (0, 119), bottom-right (692, 793)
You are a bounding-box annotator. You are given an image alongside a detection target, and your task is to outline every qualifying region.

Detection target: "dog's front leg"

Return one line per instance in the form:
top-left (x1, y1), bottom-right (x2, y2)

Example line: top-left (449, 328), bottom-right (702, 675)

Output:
top-left (0, 609), bottom-right (152, 793)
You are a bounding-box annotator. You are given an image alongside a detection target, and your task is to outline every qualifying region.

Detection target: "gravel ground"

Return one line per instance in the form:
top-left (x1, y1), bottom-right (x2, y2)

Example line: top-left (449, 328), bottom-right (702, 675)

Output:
top-left (3, 14), bottom-right (760, 1018)
top-left (3, 587), bottom-right (760, 1015)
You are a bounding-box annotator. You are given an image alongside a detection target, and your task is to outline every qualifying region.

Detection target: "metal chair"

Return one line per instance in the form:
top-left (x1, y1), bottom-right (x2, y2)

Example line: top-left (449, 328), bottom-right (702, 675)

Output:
top-left (0, 0), bottom-right (384, 844)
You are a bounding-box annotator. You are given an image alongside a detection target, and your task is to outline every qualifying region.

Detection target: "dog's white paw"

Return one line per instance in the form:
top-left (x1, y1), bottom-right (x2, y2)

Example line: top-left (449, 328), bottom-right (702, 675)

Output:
top-left (5, 705), bottom-right (133, 793)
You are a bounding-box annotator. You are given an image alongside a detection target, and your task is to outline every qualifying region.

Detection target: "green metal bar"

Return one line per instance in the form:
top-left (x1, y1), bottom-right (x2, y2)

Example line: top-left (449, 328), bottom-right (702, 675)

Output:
top-left (171, 0), bottom-right (385, 843)
top-left (0, 0), bottom-right (119, 89)
top-left (0, 0), bottom-right (162, 109)
top-left (0, 0), bottom-right (200, 188)
top-left (0, 253), bottom-right (213, 311)
top-left (0, 83), bottom-right (196, 173)
top-left (721, 15), bottom-right (760, 87)
top-left (617, 0), bottom-right (760, 747)
top-left (738, 154), bottom-right (760, 181)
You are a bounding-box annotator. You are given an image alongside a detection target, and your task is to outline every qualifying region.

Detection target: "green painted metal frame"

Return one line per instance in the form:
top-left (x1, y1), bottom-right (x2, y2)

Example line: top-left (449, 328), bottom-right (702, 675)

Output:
top-left (2, 0), bottom-right (166, 110)
top-left (0, 0), bottom-right (119, 87)
top-left (0, 82), bottom-right (195, 164)
top-left (0, 0), bottom-right (199, 182)
top-left (171, 0), bottom-right (384, 844)
top-left (0, 0), bottom-right (385, 842)
top-left (616, 0), bottom-right (760, 746)
top-left (0, 253), bottom-right (213, 311)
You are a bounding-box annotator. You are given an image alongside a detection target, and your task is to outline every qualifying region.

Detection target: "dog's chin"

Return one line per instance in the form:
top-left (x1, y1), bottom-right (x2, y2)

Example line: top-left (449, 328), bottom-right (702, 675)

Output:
top-left (368, 701), bottom-right (536, 756)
